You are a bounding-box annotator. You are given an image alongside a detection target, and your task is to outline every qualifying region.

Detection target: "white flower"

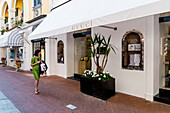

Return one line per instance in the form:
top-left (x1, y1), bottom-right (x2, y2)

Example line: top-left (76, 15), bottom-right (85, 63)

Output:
top-left (84, 70), bottom-right (87, 73)
top-left (94, 72), bottom-right (97, 75)
top-left (106, 71), bottom-right (109, 74)
top-left (103, 75), bottom-right (106, 78)
top-left (96, 74), bottom-right (99, 77)
top-left (98, 78), bottom-right (101, 80)
top-left (100, 74), bottom-right (102, 76)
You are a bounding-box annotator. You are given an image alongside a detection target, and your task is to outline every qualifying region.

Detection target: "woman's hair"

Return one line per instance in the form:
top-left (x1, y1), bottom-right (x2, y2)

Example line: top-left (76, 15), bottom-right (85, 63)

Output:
top-left (34, 50), bottom-right (41, 56)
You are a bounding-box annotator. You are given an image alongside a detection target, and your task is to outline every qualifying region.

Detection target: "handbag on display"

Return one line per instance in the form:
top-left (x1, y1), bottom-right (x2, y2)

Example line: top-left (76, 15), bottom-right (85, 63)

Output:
top-left (165, 61), bottom-right (170, 78)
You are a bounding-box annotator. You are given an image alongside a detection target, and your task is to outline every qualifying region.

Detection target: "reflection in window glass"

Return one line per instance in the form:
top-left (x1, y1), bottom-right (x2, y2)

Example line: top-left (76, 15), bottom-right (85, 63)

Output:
top-left (122, 31), bottom-right (144, 70)
top-left (57, 40), bottom-right (64, 64)
top-left (10, 49), bottom-right (15, 59)
top-left (17, 48), bottom-right (23, 60)
top-left (41, 41), bottom-right (45, 61)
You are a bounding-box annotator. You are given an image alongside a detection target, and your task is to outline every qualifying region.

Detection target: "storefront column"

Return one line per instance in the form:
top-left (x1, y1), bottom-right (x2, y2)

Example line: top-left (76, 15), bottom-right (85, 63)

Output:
top-left (8, 8), bottom-right (15, 29)
top-left (0, 16), bottom-right (5, 29)
top-left (6, 48), bottom-right (10, 66)
top-left (45, 38), bottom-right (51, 75)
top-left (145, 15), bottom-right (160, 101)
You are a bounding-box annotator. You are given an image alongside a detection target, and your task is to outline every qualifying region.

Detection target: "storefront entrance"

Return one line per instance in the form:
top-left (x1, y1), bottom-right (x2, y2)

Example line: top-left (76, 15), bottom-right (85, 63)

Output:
top-left (154, 17), bottom-right (170, 105)
top-left (32, 39), bottom-right (45, 61)
top-left (74, 29), bottom-right (91, 77)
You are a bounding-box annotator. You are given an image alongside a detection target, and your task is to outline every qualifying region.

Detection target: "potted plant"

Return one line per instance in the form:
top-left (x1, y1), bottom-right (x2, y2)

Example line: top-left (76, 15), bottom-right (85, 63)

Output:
top-left (1, 28), bottom-right (6, 35)
top-left (80, 34), bottom-right (117, 100)
top-left (1, 57), bottom-right (6, 67)
top-left (16, 59), bottom-right (22, 72)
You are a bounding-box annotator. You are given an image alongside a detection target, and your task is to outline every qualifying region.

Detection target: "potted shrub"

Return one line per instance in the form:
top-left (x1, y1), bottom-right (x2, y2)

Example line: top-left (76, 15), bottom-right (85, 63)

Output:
top-left (1, 57), bottom-right (6, 67)
top-left (80, 34), bottom-right (117, 100)
top-left (1, 29), bottom-right (5, 35)
top-left (16, 59), bottom-right (22, 72)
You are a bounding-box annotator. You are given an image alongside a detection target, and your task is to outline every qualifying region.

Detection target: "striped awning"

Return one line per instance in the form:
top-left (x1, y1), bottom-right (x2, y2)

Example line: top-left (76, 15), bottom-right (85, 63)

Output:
top-left (0, 27), bottom-right (23, 47)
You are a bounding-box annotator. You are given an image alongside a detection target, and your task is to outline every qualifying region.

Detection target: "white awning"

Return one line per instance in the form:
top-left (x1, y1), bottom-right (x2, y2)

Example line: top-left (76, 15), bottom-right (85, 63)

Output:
top-left (0, 27), bottom-right (24, 47)
top-left (29, 0), bottom-right (170, 40)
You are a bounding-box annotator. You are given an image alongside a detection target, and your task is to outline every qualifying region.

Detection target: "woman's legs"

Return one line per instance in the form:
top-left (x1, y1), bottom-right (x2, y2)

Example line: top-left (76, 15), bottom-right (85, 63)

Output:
top-left (35, 79), bottom-right (39, 92)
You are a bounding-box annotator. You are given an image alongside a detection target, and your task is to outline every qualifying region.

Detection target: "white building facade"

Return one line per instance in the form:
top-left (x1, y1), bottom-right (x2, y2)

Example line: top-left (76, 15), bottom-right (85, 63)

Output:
top-left (28, 0), bottom-right (170, 101)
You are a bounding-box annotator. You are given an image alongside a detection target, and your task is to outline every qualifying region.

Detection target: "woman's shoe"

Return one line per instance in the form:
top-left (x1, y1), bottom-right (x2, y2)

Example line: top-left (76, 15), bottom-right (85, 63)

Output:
top-left (35, 89), bottom-right (39, 95)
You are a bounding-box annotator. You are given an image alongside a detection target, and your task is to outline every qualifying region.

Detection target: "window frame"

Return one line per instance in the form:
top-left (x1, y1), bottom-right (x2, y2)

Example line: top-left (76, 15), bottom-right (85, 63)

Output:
top-left (121, 30), bottom-right (144, 71)
top-left (57, 40), bottom-right (64, 64)
top-left (33, 0), bottom-right (42, 9)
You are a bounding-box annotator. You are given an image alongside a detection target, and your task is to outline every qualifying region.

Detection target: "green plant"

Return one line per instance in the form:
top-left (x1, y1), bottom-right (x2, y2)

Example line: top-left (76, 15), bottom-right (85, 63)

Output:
top-left (15, 17), bottom-right (23, 26)
top-left (1, 29), bottom-right (6, 35)
top-left (82, 70), bottom-right (113, 81)
top-left (6, 26), bottom-right (8, 31)
top-left (90, 34), bottom-right (117, 74)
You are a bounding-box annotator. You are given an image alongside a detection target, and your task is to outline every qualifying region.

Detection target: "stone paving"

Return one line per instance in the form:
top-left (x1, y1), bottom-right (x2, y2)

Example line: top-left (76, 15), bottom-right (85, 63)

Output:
top-left (0, 66), bottom-right (170, 113)
top-left (0, 91), bottom-right (20, 113)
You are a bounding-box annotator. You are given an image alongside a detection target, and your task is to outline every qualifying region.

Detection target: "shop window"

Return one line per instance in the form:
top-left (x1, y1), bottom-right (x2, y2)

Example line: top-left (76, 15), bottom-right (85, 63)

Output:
top-left (5, 17), bottom-right (8, 24)
top-left (9, 49), bottom-right (15, 59)
top-left (17, 48), bottom-right (23, 60)
top-left (15, 8), bottom-right (18, 17)
top-left (122, 31), bottom-right (144, 70)
top-left (57, 40), bottom-right (64, 64)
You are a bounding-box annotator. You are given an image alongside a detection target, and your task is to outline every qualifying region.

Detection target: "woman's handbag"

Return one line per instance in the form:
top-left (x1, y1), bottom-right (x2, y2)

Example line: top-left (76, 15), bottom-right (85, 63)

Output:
top-left (40, 63), bottom-right (46, 72)
top-left (30, 66), bottom-right (32, 71)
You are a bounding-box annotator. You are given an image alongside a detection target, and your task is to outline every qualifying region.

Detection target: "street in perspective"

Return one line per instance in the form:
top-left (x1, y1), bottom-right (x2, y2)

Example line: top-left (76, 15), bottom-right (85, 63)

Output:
top-left (0, 0), bottom-right (170, 113)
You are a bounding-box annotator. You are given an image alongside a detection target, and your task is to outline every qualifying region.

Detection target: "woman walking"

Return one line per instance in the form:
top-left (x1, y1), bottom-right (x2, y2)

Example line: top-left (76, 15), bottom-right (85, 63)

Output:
top-left (31, 50), bottom-right (41, 95)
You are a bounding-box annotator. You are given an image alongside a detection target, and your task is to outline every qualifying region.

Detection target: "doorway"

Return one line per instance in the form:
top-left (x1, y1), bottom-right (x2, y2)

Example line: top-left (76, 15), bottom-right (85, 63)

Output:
top-left (32, 39), bottom-right (45, 61)
top-left (74, 29), bottom-right (91, 77)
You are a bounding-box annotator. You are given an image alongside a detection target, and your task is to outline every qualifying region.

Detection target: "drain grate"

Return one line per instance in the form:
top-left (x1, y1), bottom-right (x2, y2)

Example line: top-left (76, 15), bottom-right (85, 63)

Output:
top-left (66, 104), bottom-right (77, 110)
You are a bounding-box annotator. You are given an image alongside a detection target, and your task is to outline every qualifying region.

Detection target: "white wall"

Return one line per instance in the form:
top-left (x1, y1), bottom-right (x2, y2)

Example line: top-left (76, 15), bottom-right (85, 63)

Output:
top-left (92, 15), bottom-right (160, 101)
top-left (67, 32), bottom-right (74, 77)
top-left (46, 34), bottom-right (68, 78)
top-left (50, 0), bottom-right (69, 10)
top-left (0, 48), bottom-right (7, 63)
top-left (22, 27), bottom-right (33, 71)
top-left (45, 15), bottom-right (160, 101)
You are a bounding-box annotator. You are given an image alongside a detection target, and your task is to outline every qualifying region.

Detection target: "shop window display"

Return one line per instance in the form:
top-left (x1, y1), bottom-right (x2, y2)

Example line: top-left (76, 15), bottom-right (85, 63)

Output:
top-left (57, 40), bottom-right (64, 64)
top-left (122, 31), bottom-right (144, 70)
top-left (9, 49), bottom-right (15, 59)
top-left (17, 48), bottom-right (23, 60)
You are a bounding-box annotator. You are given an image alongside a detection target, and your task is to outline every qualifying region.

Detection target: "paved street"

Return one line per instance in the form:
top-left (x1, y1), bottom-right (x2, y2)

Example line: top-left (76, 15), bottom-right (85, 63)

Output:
top-left (0, 66), bottom-right (170, 113)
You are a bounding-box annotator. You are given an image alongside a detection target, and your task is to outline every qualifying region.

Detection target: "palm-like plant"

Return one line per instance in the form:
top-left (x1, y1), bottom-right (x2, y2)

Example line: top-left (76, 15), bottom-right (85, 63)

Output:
top-left (91, 34), bottom-right (117, 74)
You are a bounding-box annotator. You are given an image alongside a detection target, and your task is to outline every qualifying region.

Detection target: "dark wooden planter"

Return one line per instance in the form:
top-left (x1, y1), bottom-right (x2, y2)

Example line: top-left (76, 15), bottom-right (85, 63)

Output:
top-left (80, 76), bottom-right (115, 100)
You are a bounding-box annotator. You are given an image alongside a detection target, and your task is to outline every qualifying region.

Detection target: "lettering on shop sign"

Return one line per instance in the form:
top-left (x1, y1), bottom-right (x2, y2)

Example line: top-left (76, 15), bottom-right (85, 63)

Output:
top-left (72, 21), bottom-right (92, 30)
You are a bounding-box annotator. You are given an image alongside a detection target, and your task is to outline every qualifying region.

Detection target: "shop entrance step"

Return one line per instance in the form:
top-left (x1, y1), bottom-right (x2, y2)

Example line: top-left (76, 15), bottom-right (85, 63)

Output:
top-left (154, 89), bottom-right (170, 105)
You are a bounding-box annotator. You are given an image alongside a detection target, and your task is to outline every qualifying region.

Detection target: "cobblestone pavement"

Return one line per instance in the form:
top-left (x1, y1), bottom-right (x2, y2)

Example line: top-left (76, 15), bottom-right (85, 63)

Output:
top-left (0, 66), bottom-right (170, 113)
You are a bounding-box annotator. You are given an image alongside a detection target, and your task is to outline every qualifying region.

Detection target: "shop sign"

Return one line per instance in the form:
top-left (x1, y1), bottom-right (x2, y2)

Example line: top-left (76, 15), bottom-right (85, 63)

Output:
top-left (72, 21), bottom-right (92, 31)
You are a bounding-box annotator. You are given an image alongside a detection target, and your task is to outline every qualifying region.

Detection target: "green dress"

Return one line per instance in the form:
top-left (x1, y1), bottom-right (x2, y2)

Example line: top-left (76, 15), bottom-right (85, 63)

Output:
top-left (31, 57), bottom-right (40, 80)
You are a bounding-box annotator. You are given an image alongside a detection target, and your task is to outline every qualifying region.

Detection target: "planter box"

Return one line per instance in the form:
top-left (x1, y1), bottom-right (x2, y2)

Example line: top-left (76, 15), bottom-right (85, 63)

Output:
top-left (80, 77), bottom-right (115, 100)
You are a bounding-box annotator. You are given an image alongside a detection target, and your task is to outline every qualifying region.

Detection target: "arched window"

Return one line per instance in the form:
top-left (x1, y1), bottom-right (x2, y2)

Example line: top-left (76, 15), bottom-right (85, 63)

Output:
top-left (57, 40), bottom-right (64, 64)
top-left (122, 30), bottom-right (144, 70)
